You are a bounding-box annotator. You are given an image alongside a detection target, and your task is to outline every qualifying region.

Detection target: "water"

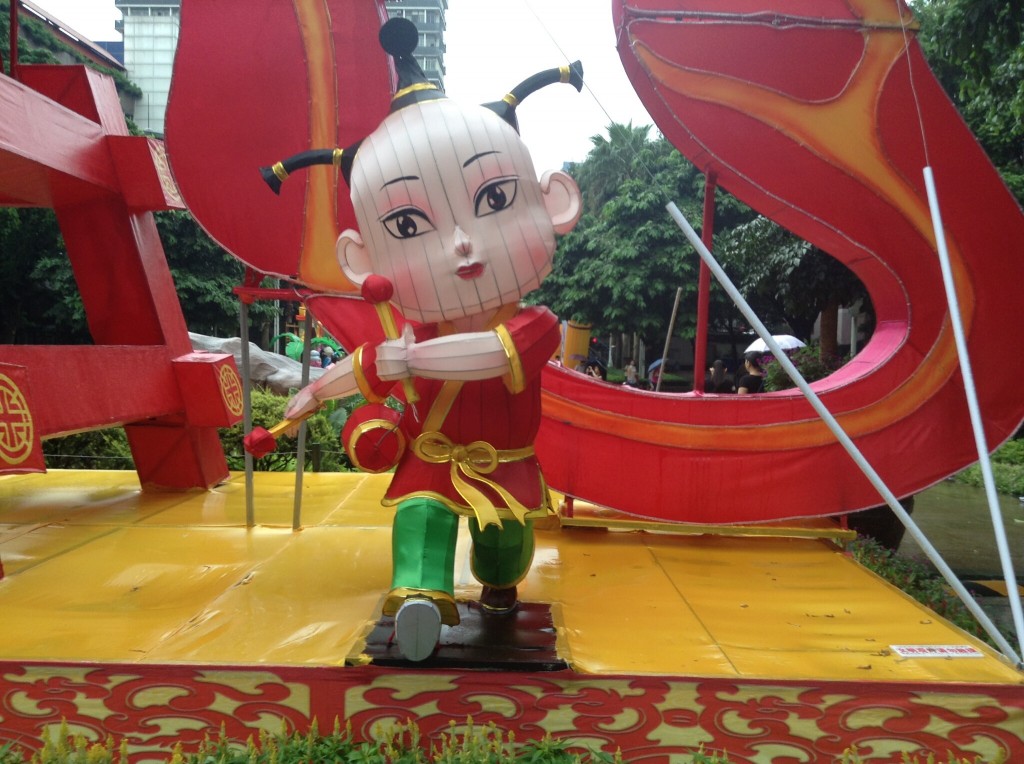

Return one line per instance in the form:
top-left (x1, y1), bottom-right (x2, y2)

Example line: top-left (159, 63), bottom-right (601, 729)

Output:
top-left (897, 480), bottom-right (1024, 580)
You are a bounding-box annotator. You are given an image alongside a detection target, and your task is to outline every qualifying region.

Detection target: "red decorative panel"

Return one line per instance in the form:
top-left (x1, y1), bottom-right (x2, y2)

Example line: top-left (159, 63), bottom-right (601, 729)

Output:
top-left (172, 354), bottom-right (244, 428)
top-left (0, 366), bottom-right (44, 475)
top-left (2, 663), bottom-right (1020, 763)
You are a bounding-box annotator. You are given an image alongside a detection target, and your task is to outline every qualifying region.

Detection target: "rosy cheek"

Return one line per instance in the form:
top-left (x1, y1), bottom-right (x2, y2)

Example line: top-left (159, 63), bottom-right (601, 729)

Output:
top-left (392, 274), bottom-right (421, 312)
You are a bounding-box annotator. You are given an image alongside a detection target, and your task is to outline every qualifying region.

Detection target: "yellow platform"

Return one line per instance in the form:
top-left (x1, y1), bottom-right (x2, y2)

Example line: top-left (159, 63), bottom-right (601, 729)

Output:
top-left (1, 469), bottom-right (1019, 685)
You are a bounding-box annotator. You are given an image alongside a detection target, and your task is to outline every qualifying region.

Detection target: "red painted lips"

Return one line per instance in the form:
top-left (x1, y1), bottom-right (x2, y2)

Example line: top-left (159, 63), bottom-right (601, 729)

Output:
top-left (457, 263), bottom-right (484, 280)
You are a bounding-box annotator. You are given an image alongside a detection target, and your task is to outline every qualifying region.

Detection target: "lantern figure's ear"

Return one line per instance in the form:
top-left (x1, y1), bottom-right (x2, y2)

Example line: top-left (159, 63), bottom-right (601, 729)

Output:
top-left (541, 170), bottom-right (583, 235)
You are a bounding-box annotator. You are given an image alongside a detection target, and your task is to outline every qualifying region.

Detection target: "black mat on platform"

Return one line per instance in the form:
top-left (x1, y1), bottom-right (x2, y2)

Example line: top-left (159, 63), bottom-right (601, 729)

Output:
top-left (359, 601), bottom-right (566, 670)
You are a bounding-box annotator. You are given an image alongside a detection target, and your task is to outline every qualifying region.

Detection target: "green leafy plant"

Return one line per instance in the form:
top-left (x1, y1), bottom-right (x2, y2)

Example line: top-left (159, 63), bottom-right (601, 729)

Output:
top-left (270, 333), bottom-right (344, 362)
top-left (839, 746), bottom-right (1007, 764)
top-left (270, 332), bottom-right (305, 362)
top-left (762, 342), bottom-right (846, 391)
top-left (2, 717), bottom-right (1011, 764)
top-left (43, 429), bottom-right (134, 470)
top-left (952, 437), bottom-right (1024, 495)
top-left (218, 386), bottom-right (352, 473)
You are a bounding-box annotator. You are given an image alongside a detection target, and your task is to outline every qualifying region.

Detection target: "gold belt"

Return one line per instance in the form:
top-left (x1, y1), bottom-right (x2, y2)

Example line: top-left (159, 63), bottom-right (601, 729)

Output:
top-left (411, 431), bottom-right (535, 529)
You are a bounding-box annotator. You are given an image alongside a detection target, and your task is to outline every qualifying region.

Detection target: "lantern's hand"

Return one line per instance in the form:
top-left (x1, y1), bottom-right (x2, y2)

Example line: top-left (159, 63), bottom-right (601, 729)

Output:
top-left (284, 386), bottom-right (321, 423)
top-left (243, 413), bottom-right (312, 458)
top-left (376, 325), bottom-right (416, 382)
top-left (361, 276), bottom-right (419, 403)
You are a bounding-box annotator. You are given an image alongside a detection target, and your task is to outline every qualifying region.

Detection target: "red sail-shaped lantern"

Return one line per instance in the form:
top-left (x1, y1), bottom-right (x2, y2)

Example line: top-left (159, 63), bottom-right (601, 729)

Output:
top-left (165, 0), bottom-right (393, 292)
top-left (530, 0), bottom-right (1024, 524)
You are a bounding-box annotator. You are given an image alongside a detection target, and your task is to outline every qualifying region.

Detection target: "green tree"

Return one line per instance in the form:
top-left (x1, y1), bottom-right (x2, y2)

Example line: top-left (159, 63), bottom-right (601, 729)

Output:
top-left (0, 208), bottom-right (85, 344)
top-left (2, 5), bottom-right (269, 343)
top-left (532, 126), bottom-right (736, 349)
top-left (155, 210), bottom-right (278, 339)
top-left (572, 122), bottom-right (654, 216)
top-left (914, 0), bottom-right (1024, 202)
top-left (715, 216), bottom-right (871, 358)
top-left (2, 208), bottom-right (279, 343)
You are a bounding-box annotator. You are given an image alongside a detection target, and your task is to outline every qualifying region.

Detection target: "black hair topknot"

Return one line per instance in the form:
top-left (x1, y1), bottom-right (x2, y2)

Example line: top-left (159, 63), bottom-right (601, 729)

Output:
top-left (379, 17), bottom-right (418, 58)
top-left (259, 18), bottom-right (584, 192)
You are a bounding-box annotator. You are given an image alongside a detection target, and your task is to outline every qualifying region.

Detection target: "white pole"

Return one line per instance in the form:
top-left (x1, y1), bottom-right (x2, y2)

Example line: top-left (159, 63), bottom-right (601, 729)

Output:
top-left (667, 201), bottom-right (1021, 665)
top-left (923, 166), bottom-right (1024, 659)
top-left (240, 300), bottom-right (255, 528)
top-left (292, 309), bottom-right (313, 531)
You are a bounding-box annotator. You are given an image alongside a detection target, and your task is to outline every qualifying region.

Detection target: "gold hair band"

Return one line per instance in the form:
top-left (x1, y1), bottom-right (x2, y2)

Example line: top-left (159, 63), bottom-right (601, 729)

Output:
top-left (393, 82), bottom-right (439, 101)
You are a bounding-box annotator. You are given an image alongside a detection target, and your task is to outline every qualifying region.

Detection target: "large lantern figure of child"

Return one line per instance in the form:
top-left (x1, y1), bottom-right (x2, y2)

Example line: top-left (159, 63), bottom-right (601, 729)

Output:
top-left (272, 18), bottom-right (582, 661)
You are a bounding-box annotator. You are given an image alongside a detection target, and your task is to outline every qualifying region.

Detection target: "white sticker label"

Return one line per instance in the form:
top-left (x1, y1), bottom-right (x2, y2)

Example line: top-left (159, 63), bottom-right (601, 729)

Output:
top-left (890, 644), bottom-right (984, 658)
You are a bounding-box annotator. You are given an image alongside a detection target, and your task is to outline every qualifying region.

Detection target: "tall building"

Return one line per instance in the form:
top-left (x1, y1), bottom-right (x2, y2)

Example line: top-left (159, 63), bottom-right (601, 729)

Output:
top-left (384, 1), bottom-right (447, 91)
top-left (17, 0), bottom-right (125, 71)
top-left (113, 0), bottom-right (179, 135)
top-left (109, 1), bottom-right (446, 136)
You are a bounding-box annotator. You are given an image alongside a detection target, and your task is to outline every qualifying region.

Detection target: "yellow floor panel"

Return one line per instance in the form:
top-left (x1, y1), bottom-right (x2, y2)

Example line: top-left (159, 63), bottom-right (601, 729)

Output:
top-left (0, 470), bottom-right (1020, 686)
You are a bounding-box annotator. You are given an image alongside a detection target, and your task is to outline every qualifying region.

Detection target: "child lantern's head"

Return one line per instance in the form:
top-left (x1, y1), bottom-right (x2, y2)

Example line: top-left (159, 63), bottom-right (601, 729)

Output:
top-left (337, 18), bottom-right (583, 325)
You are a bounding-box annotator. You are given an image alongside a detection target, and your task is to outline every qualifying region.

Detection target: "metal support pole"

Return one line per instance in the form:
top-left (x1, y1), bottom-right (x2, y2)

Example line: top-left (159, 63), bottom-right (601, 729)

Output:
top-left (924, 167), bottom-right (1024, 660)
top-left (239, 300), bottom-right (255, 527)
top-left (667, 200), bottom-right (1021, 666)
top-left (693, 174), bottom-right (717, 392)
top-left (292, 307), bottom-right (313, 530)
top-left (657, 287), bottom-right (682, 392)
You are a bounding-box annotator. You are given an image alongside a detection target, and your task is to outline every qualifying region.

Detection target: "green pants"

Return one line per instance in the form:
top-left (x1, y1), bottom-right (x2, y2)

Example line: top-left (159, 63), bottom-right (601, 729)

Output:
top-left (391, 497), bottom-right (535, 594)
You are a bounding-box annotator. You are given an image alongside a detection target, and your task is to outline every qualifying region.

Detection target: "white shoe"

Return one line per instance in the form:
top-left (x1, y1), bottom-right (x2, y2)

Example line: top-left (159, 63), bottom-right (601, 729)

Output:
top-left (395, 598), bottom-right (441, 662)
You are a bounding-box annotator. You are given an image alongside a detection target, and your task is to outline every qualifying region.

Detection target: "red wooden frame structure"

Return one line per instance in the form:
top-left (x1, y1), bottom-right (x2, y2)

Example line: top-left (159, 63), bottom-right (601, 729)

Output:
top-left (0, 57), bottom-right (241, 488)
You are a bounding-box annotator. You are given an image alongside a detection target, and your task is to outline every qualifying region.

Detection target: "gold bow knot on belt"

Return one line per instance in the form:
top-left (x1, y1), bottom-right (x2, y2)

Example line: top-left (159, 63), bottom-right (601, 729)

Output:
top-left (411, 431), bottom-right (535, 529)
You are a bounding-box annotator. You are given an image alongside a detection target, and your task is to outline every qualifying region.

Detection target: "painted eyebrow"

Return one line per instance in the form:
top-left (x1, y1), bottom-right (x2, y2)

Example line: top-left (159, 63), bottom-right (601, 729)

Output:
top-left (381, 175), bottom-right (419, 190)
top-left (463, 151), bottom-right (499, 168)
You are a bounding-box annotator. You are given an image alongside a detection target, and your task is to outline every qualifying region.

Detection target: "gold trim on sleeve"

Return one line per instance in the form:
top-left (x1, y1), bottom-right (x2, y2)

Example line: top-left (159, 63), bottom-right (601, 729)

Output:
top-left (494, 323), bottom-right (525, 393)
top-left (351, 345), bottom-right (386, 404)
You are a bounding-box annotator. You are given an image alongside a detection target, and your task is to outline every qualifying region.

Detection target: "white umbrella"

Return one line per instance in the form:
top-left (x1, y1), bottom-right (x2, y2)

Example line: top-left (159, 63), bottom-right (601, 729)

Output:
top-left (745, 335), bottom-right (805, 354)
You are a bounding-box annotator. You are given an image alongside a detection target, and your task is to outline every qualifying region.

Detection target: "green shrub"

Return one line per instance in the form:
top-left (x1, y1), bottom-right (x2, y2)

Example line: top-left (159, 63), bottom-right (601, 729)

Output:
top-left (43, 429), bottom-right (133, 470)
top-left (762, 342), bottom-right (846, 391)
top-left (217, 386), bottom-right (353, 473)
top-left (954, 461), bottom-right (1024, 496)
top-left (4, 718), bottom-right (1007, 764)
top-left (952, 436), bottom-right (1024, 495)
top-left (8, 719), bottom-right (630, 764)
top-left (41, 386), bottom-right (369, 474)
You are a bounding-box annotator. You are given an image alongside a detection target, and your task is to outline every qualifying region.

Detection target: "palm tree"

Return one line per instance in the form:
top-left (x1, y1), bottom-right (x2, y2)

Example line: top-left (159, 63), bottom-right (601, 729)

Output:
top-left (572, 122), bottom-right (653, 215)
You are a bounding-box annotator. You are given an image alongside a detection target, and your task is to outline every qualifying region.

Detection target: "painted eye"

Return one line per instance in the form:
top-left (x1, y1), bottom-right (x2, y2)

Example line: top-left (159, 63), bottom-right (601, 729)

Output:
top-left (381, 208), bottom-right (435, 239)
top-left (474, 178), bottom-right (517, 217)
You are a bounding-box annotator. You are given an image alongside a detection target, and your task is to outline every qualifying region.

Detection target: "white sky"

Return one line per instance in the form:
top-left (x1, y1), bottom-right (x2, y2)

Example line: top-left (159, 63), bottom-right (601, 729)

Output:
top-left (31, 0), bottom-right (655, 173)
